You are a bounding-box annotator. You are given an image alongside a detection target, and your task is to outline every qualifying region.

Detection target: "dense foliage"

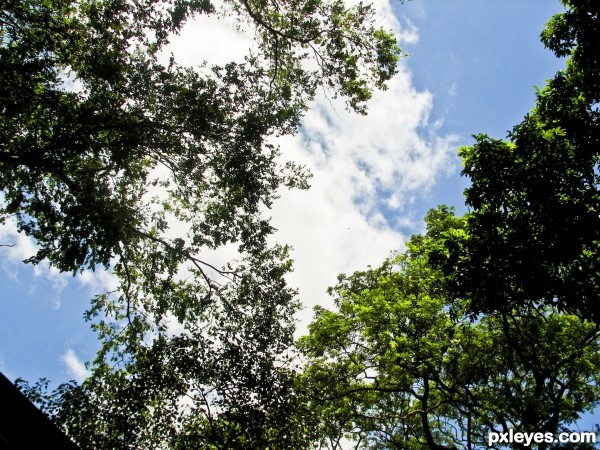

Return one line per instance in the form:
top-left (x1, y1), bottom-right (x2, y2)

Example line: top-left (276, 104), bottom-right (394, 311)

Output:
top-left (2, 0), bottom-right (402, 447)
top-left (299, 207), bottom-right (600, 449)
top-left (1, 0), bottom-right (399, 273)
top-left (450, 0), bottom-right (600, 319)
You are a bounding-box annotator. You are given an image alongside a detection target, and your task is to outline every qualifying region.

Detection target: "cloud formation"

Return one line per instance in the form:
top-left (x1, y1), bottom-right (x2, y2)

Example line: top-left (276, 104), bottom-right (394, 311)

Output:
top-left (269, 65), bottom-right (457, 331)
top-left (0, 216), bottom-right (69, 292)
top-left (234, 1), bottom-right (457, 331)
top-left (62, 348), bottom-right (91, 382)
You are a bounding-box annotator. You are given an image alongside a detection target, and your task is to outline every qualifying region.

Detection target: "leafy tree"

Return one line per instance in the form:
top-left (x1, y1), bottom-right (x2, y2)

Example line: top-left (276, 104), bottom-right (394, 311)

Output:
top-left (0, 0), bottom-right (400, 274)
top-left (299, 207), bottom-right (600, 450)
top-left (449, 0), bottom-right (600, 318)
top-left (16, 245), bottom-right (311, 449)
top-left (19, 247), bottom-right (312, 449)
top-left (2, 0), bottom-right (403, 447)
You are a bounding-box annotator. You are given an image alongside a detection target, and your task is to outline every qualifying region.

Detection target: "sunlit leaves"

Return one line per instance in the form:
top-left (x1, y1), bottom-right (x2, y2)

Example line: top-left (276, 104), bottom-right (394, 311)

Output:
top-left (299, 207), bottom-right (600, 449)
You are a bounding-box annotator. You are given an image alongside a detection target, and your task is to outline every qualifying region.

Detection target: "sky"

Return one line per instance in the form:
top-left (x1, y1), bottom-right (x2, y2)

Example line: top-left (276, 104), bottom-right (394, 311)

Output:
top-left (0, 0), bottom-right (574, 422)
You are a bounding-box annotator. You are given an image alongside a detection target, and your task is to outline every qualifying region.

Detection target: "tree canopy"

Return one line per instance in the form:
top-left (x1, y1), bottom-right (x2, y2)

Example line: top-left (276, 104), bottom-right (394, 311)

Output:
top-left (8, 0), bottom-right (600, 448)
top-left (2, 0), bottom-right (402, 447)
top-left (299, 207), bottom-right (600, 449)
top-left (449, 0), bottom-right (600, 319)
top-left (1, 0), bottom-right (400, 274)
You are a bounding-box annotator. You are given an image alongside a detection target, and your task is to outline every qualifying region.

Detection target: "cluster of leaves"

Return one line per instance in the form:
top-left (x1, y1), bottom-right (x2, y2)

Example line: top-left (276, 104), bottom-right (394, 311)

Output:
top-left (299, 207), bottom-right (600, 450)
top-left (20, 247), bottom-right (312, 449)
top-left (9, 0), bottom-right (600, 447)
top-left (1, 0), bottom-right (402, 447)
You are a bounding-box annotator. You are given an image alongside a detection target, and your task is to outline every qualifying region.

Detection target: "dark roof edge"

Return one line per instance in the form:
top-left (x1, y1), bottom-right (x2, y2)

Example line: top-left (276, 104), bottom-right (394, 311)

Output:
top-left (0, 371), bottom-right (80, 449)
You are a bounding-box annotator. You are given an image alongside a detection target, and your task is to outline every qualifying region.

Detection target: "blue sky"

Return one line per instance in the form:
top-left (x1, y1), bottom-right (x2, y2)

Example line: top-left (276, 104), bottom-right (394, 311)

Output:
top-left (397, 0), bottom-right (566, 216)
top-left (0, 0), bottom-right (583, 427)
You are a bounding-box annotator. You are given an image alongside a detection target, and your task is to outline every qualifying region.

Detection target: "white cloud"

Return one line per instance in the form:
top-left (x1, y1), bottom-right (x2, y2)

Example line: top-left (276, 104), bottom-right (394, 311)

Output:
top-left (0, 216), bottom-right (69, 292)
top-left (154, 0), bottom-right (458, 334)
top-left (260, 2), bottom-right (456, 333)
top-left (62, 349), bottom-right (91, 382)
top-left (0, 219), bottom-right (37, 262)
top-left (160, 5), bottom-right (253, 67)
top-left (270, 68), bottom-right (457, 333)
top-left (369, 0), bottom-right (420, 45)
top-left (78, 267), bottom-right (119, 294)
